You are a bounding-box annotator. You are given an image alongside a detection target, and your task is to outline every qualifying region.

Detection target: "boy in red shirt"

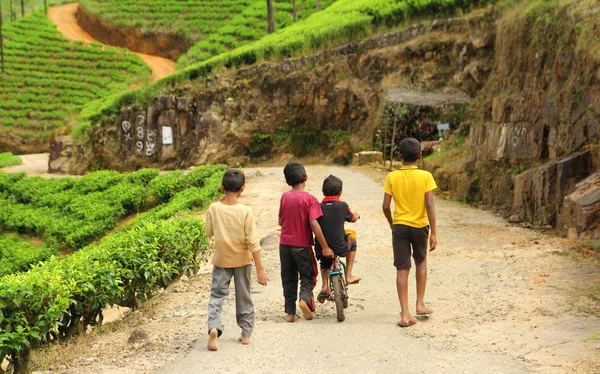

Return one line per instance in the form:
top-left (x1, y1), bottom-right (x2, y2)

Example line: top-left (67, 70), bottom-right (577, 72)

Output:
top-left (279, 162), bottom-right (332, 322)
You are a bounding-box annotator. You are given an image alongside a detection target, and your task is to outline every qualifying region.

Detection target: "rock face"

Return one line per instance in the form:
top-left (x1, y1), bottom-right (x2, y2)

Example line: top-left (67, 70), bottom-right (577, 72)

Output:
top-left (512, 152), bottom-right (592, 227)
top-left (561, 171), bottom-right (600, 238)
top-left (425, 2), bottom-right (600, 237)
top-left (56, 11), bottom-right (497, 173)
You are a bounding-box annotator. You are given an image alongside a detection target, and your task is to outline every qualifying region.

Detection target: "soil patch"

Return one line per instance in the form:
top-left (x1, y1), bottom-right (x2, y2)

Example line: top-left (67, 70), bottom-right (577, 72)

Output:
top-left (48, 3), bottom-right (178, 81)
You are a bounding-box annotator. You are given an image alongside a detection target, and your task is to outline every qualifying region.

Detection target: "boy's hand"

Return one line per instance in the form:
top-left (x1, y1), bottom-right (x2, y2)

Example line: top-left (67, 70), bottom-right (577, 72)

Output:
top-left (322, 247), bottom-right (334, 258)
top-left (429, 234), bottom-right (437, 251)
top-left (257, 269), bottom-right (269, 286)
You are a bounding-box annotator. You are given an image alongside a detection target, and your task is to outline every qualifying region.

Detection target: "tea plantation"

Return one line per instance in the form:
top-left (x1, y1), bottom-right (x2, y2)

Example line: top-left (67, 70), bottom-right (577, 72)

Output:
top-left (0, 10), bottom-right (150, 146)
top-left (79, 0), bottom-right (336, 67)
top-left (0, 164), bottom-right (226, 371)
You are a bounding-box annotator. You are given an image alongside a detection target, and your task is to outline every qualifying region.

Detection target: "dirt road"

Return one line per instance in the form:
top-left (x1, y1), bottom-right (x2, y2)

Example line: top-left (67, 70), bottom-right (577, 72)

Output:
top-left (33, 166), bottom-right (600, 373)
top-left (47, 3), bottom-right (176, 81)
top-left (1, 153), bottom-right (60, 177)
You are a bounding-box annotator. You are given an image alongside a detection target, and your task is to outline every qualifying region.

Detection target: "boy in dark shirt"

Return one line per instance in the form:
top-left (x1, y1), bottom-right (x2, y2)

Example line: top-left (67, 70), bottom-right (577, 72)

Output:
top-left (315, 175), bottom-right (360, 303)
top-left (279, 162), bottom-right (333, 322)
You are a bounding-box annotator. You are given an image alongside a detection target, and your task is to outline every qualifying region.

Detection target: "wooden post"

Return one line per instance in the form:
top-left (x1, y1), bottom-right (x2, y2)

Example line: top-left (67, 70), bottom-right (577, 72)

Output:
top-left (389, 104), bottom-right (398, 171)
top-left (0, 1), bottom-right (5, 74)
top-left (266, 0), bottom-right (275, 34)
top-left (382, 104), bottom-right (388, 166)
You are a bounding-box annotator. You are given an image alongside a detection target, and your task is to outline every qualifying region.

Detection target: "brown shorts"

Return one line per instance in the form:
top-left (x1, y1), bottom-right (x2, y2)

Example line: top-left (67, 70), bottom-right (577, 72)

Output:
top-left (392, 224), bottom-right (429, 270)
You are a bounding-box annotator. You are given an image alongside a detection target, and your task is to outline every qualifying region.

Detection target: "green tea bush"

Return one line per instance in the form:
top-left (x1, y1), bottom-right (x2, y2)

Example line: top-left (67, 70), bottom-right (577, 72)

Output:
top-left (0, 152), bottom-right (22, 168)
top-left (149, 170), bottom-right (187, 202)
top-left (0, 214), bottom-right (210, 372)
top-left (0, 172), bottom-right (25, 192)
top-left (125, 168), bottom-right (160, 186)
top-left (0, 235), bottom-right (55, 276)
top-left (0, 11), bottom-right (150, 146)
top-left (82, 0), bottom-right (490, 124)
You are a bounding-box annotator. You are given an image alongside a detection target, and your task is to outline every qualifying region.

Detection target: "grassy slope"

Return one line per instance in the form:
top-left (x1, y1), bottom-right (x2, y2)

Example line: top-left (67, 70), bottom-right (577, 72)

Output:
top-left (0, 11), bottom-right (151, 144)
top-left (79, 0), bottom-right (336, 68)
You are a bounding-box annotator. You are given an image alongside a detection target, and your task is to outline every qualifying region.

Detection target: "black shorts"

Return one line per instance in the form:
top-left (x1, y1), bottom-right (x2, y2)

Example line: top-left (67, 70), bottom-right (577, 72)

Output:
top-left (317, 237), bottom-right (357, 270)
top-left (392, 224), bottom-right (429, 270)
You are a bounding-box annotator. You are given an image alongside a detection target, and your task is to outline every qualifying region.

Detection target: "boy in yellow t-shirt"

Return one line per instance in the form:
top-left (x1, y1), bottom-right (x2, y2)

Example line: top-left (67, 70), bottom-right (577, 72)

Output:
top-left (205, 169), bottom-right (269, 351)
top-left (382, 138), bottom-right (438, 328)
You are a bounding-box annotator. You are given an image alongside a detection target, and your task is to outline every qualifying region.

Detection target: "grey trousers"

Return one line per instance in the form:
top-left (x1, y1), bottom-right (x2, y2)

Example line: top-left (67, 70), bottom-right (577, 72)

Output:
top-left (207, 265), bottom-right (254, 337)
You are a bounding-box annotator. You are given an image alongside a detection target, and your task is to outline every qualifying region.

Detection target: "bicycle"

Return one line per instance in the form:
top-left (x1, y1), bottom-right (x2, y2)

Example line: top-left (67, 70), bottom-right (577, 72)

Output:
top-left (323, 229), bottom-right (355, 322)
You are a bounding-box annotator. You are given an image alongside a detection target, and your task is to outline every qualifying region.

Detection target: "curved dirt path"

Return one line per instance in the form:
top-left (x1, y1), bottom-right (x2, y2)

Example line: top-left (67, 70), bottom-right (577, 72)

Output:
top-left (35, 166), bottom-right (600, 373)
top-left (1, 153), bottom-right (59, 177)
top-left (48, 3), bottom-right (176, 81)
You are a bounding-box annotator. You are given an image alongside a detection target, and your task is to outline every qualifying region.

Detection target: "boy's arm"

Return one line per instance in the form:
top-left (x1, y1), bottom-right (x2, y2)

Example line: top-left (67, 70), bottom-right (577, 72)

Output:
top-left (205, 208), bottom-right (214, 239)
top-left (382, 193), bottom-right (393, 229)
top-left (252, 251), bottom-right (269, 286)
top-left (245, 210), bottom-right (269, 285)
top-left (425, 191), bottom-right (437, 251)
top-left (310, 219), bottom-right (333, 258)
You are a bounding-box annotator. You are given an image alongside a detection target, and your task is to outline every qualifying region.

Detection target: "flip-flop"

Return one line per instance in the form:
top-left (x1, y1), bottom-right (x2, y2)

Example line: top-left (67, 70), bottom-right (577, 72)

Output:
top-left (397, 317), bottom-right (417, 328)
top-left (416, 308), bottom-right (433, 316)
top-left (317, 292), bottom-right (329, 303)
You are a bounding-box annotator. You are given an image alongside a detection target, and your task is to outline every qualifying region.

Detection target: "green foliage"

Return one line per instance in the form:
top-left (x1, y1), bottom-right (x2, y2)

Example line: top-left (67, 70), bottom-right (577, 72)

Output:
top-left (0, 11), bottom-right (151, 145)
top-left (0, 153), bottom-right (22, 168)
top-left (0, 164), bottom-right (226, 370)
top-left (82, 0), bottom-right (492, 124)
top-left (0, 217), bottom-right (208, 370)
top-left (0, 235), bottom-right (55, 276)
top-left (150, 164), bottom-right (226, 202)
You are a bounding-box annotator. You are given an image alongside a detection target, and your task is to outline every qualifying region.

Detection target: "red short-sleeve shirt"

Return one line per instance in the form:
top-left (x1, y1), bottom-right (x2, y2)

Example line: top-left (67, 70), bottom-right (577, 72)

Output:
top-left (279, 190), bottom-right (323, 247)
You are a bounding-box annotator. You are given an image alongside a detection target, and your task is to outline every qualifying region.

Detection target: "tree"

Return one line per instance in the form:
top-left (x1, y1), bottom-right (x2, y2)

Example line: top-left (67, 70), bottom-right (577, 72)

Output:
top-left (21, 0), bottom-right (24, 17)
top-left (266, 0), bottom-right (275, 34)
top-left (45, 0), bottom-right (47, 14)
top-left (316, 0), bottom-right (321, 11)
top-left (10, 0), bottom-right (16, 21)
top-left (1, 0), bottom-right (4, 74)
top-left (292, 0), bottom-right (297, 22)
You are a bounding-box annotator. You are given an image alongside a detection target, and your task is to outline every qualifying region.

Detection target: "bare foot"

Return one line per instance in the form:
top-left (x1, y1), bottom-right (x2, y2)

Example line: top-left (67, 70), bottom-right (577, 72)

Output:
top-left (299, 300), bottom-right (314, 320)
top-left (241, 336), bottom-right (250, 345)
top-left (346, 275), bottom-right (361, 285)
top-left (207, 328), bottom-right (218, 351)
top-left (284, 314), bottom-right (296, 323)
top-left (416, 305), bottom-right (433, 315)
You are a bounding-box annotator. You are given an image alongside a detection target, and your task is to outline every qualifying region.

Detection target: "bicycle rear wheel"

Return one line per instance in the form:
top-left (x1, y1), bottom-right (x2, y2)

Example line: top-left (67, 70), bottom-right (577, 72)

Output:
top-left (331, 274), bottom-right (345, 322)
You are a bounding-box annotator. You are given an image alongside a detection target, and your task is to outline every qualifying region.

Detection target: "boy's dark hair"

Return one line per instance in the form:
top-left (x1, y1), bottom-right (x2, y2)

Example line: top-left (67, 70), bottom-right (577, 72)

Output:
top-left (222, 169), bottom-right (245, 192)
top-left (283, 162), bottom-right (307, 186)
top-left (322, 175), bottom-right (343, 196)
top-left (399, 138), bottom-right (421, 163)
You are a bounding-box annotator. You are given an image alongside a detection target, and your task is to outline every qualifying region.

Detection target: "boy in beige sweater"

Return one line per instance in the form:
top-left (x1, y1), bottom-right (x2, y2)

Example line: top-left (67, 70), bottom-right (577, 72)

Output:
top-left (205, 169), bottom-right (269, 351)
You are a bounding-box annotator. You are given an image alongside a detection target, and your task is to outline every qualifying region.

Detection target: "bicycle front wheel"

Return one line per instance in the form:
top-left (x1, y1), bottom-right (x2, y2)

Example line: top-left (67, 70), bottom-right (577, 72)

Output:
top-left (331, 274), bottom-right (345, 322)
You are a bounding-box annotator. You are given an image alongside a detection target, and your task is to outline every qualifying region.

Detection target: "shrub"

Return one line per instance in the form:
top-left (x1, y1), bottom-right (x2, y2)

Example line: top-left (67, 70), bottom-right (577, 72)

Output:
top-left (0, 153), bottom-right (21, 168)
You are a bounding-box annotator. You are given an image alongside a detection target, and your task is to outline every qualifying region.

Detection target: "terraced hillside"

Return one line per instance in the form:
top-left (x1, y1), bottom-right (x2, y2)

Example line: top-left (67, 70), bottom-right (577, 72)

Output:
top-left (79, 0), bottom-right (335, 67)
top-left (0, 11), bottom-right (151, 153)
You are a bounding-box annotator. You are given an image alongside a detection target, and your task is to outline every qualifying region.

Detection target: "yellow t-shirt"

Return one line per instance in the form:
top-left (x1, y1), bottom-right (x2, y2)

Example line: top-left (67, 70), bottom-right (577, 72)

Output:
top-left (383, 165), bottom-right (438, 228)
top-left (205, 201), bottom-right (261, 268)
